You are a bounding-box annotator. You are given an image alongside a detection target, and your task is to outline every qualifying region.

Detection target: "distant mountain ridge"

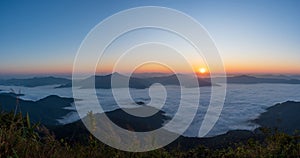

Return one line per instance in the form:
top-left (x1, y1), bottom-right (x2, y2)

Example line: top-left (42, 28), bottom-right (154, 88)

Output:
top-left (225, 75), bottom-right (300, 84)
top-left (60, 73), bottom-right (213, 89)
top-left (2, 74), bottom-right (300, 89)
top-left (145, 74), bottom-right (213, 87)
top-left (84, 72), bottom-right (149, 89)
top-left (0, 76), bottom-right (70, 87)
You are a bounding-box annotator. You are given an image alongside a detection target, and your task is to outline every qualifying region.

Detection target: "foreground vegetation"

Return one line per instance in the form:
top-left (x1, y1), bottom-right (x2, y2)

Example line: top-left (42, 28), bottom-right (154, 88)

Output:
top-left (0, 111), bottom-right (299, 158)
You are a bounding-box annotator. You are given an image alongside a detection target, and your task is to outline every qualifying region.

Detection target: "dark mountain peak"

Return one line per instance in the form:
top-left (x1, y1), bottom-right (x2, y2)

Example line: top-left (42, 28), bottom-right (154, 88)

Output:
top-left (37, 95), bottom-right (74, 108)
top-left (111, 72), bottom-right (122, 76)
top-left (100, 73), bottom-right (112, 77)
top-left (233, 75), bottom-right (257, 79)
top-left (95, 72), bottom-right (125, 78)
top-left (39, 95), bottom-right (67, 100)
top-left (80, 73), bottom-right (149, 89)
top-left (225, 74), bottom-right (300, 84)
top-left (131, 72), bottom-right (173, 78)
top-left (33, 76), bottom-right (53, 79)
top-left (111, 72), bottom-right (130, 79)
top-left (166, 74), bottom-right (178, 78)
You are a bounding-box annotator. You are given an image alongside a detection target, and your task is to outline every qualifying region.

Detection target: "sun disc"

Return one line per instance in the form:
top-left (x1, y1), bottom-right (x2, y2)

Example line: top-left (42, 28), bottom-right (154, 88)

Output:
top-left (199, 67), bottom-right (207, 74)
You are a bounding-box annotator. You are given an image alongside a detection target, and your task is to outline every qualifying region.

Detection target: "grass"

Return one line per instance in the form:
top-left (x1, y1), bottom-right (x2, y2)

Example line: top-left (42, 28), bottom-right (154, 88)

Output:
top-left (0, 110), bottom-right (299, 157)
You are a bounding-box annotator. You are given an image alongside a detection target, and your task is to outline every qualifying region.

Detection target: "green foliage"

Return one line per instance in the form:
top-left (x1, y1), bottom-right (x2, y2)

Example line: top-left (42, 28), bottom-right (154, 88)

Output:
top-left (0, 110), bottom-right (299, 157)
top-left (26, 113), bottom-right (31, 129)
top-left (179, 131), bottom-right (300, 158)
top-left (0, 111), bottom-right (171, 158)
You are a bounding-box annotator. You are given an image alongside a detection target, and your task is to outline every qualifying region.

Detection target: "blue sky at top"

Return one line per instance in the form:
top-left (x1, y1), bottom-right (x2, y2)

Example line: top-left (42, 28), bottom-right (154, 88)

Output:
top-left (0, 0), bottom-right (300, 74)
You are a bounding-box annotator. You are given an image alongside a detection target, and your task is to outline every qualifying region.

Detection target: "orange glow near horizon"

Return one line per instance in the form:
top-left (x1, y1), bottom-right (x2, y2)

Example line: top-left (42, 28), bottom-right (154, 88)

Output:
top-left (66, 64), bottom-right (300, 75)
top-left (2, 62), bottom-right (300, 75)
top-left (96, 63), bottom-right (175, 74)
top-left (223, 61), bottom-right (300, 74)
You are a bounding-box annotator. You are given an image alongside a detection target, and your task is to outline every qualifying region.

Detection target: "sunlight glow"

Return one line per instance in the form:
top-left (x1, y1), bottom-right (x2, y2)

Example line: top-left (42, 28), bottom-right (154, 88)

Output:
top-left (199, 67), bottom-right (207, 74)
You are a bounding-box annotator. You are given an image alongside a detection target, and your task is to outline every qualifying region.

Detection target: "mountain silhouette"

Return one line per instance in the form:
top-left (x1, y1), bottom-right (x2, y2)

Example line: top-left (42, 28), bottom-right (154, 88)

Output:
top-left (0, 76), bottom-right (70, 87)
top-left (59, 73), bottom-right (213, 89)
top-left (214, 75), bottom-right (300, 84)
top-left (0, 93), bottom-right (74, 125)
top-left (77, 72), bottom-right (149, 89)
top-left (146, 74), bottom-right (213, 87)
top-left (254, 101), bottom-right (300, 135)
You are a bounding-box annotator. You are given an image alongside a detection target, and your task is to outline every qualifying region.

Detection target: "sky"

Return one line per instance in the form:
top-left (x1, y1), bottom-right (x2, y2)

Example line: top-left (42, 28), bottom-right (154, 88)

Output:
top-left (0, 0), bottom-right (300, 75)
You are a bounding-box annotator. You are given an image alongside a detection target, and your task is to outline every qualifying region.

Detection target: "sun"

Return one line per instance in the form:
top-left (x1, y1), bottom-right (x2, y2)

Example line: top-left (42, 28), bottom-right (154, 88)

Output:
top-left (199, 67), bottom-right (207, 74)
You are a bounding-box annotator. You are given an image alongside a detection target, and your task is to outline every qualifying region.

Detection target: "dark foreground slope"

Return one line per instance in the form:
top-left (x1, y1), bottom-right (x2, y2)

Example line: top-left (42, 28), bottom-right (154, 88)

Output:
top-left (49, 107), bottom-right (170, 143)
top-left (49, 107), bottom-right (263, 150)
top-left (0, 101), bottom-right (299, 157)
top-left (49, 101), bottom-right (300, 150)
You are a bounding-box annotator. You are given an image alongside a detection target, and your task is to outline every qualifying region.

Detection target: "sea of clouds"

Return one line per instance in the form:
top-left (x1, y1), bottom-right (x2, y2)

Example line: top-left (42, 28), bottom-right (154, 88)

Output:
top-left (0, 83), bottom-right (299, 137)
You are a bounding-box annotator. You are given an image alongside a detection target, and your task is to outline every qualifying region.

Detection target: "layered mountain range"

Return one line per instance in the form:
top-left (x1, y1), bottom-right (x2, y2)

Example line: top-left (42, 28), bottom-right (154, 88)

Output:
top-left (1, 73), bottom-right (300, 89)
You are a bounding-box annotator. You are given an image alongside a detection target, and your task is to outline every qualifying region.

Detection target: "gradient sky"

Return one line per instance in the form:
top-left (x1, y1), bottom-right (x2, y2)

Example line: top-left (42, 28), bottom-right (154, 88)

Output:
top-left (1, 0), bottom-right (300, 75)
